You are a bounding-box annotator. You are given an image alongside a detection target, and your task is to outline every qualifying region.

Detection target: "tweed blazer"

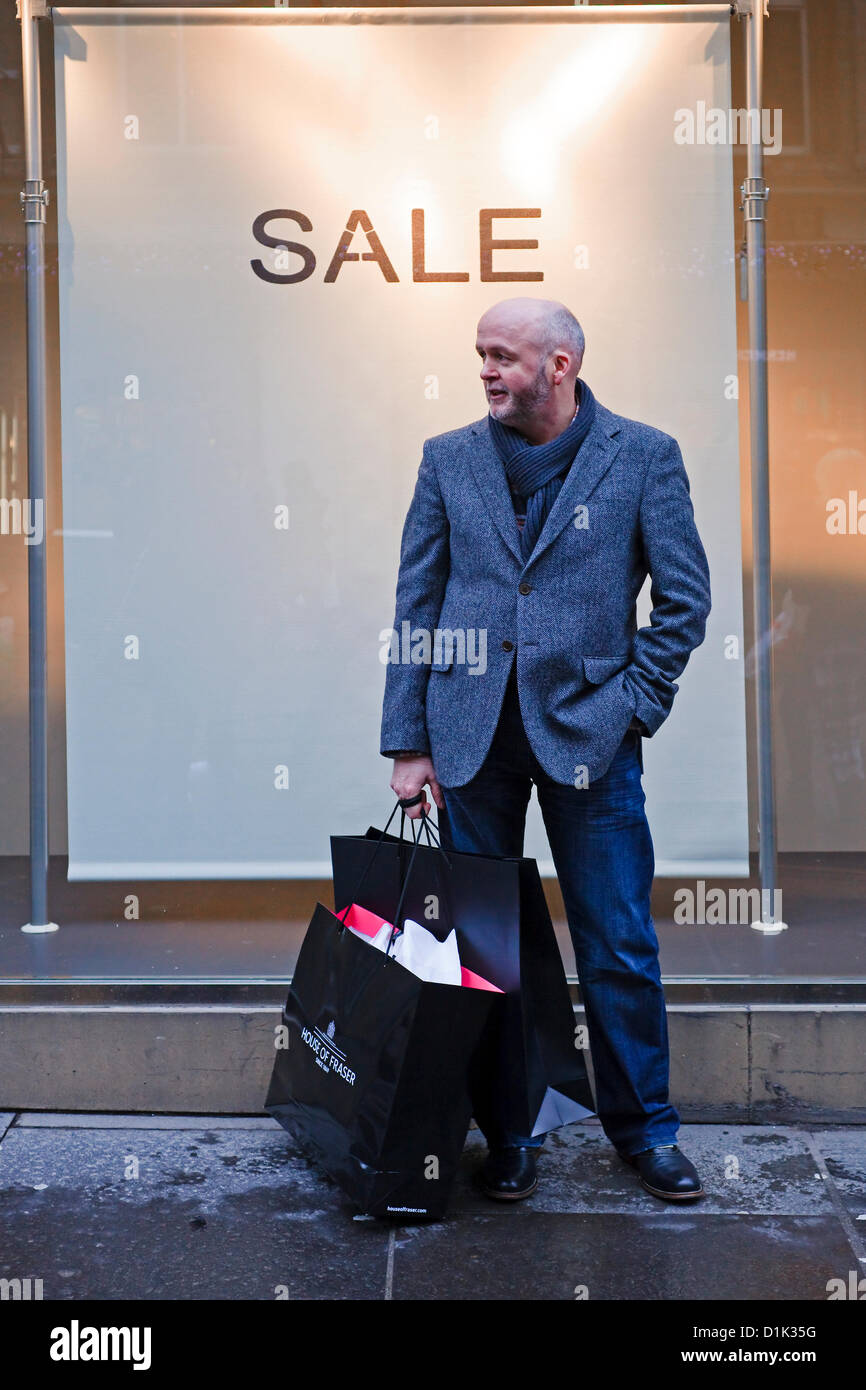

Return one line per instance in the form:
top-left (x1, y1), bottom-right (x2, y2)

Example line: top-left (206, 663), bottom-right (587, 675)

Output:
top-left (379, 397), bottom-right (711, 788)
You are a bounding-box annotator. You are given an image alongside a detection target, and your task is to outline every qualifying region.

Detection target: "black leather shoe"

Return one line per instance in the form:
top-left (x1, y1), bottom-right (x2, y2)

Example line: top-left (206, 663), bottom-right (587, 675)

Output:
top-left (476, 1146), bottom-right (539, 1201)
top-left (621, 1144), bottom-right (704, 1201)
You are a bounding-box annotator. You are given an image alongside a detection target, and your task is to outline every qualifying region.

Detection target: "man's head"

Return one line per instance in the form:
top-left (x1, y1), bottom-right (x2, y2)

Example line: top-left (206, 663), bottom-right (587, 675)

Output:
top-left (475, 298), bottom-right (585, 444)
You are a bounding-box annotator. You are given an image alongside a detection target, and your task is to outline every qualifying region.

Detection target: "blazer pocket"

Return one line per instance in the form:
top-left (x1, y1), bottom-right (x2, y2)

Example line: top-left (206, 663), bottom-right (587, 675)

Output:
top-left (582, 654), bottom-right (630, 684)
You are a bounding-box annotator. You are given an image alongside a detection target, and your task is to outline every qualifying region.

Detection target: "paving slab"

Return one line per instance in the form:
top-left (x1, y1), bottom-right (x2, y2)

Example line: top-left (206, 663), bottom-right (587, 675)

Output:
top-left (0, 1125), bottom-right (388, 1300)
top-left (809, 1128), bottom-right (866, 1221)
top-left (389, 1214), bottom-right (855, 1301)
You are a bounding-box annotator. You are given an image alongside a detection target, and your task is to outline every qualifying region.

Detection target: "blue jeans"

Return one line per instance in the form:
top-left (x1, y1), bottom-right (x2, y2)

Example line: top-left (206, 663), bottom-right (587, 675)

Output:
top-left (436, 664), bottom-right (679, 1158)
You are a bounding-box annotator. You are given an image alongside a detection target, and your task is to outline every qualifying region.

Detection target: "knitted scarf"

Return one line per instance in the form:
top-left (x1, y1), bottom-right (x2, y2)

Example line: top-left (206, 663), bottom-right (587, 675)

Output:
top-left (488, 377), bottom-right (597, 561)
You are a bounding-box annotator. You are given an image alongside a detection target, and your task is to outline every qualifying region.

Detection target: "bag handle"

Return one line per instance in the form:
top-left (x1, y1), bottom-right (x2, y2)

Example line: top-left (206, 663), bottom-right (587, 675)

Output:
top-left (336, 796), bottom-right (447, 927)
top-left (335, 797), bottom-right (404, 928)
top-left (336, 798), bottom-right (454, 951)
top-left (387, 805), bottom-right (454, 953)
top-left (387, 813), bottom-right (424, 954)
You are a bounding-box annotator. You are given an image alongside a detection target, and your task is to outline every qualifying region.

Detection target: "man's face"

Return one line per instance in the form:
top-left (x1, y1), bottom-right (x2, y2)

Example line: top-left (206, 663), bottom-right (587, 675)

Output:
top-left (475, 320), bottom-right (551, 430)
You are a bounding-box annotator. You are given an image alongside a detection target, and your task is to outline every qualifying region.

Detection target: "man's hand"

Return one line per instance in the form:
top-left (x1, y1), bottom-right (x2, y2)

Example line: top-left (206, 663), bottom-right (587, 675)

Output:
top-left (389, 755), bottom-right (445, 819)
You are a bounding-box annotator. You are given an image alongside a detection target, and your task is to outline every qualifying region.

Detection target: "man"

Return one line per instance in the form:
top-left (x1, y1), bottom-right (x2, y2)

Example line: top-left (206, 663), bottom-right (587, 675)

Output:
top-left (380, 297), bottom-right (711, 1203)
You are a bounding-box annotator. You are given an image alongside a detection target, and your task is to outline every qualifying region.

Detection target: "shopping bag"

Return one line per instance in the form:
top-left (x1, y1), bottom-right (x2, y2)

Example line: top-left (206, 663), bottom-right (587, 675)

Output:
top-left (265, 815), bottom-right (501, 1219)
top-left (330, 808), bottom-right (596, 1142)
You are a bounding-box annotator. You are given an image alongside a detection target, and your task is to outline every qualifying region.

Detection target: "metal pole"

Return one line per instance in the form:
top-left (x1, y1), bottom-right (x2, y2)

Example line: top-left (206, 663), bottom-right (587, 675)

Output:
top-left (46, 4), bottom-right (737, 20)
top-left (18, 0), bottom-right (58, 933)
top-left (739, 0), bottom-right (785, 932)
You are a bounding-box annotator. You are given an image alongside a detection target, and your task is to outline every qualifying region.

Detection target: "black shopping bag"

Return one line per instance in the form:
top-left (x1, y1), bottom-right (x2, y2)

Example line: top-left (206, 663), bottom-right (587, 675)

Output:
top-left (265, 818), bottom-right (500, 1220)
top-left (330, 809), bottom-right (596, 1144)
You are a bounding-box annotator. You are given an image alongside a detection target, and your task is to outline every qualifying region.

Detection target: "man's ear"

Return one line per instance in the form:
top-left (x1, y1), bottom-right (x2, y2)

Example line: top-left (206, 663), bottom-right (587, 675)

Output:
top-left (552, 351), bottom-right (572, 385)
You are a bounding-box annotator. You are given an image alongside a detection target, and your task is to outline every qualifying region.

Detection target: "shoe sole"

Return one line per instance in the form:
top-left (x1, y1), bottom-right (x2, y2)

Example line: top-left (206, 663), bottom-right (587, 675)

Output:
top-left (477, 1178), bottom-right (539, 1202)
top-left (639, 1177), bottom-right (704, 1202)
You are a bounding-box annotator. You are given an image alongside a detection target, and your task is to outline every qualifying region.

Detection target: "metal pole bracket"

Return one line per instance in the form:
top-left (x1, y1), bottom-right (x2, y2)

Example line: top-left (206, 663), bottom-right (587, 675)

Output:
top-left (16, 0), bottom-right (51, 18)
top-left (739, 175), bottom-right (770, 223)
top-left (20, 178), bottom-right (50, 224)
top-left (733, 0), bottom-right (769, 18)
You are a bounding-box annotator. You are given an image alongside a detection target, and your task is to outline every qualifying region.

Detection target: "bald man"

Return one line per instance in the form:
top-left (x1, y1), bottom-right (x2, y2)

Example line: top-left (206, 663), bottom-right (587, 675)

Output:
top-left (381, 298), bottom-right (711, 1204)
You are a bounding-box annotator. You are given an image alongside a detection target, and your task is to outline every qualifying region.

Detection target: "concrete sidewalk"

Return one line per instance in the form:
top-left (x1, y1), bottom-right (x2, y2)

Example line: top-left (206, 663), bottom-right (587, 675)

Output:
top-left (1, 1113), bottom-right (865, 1301)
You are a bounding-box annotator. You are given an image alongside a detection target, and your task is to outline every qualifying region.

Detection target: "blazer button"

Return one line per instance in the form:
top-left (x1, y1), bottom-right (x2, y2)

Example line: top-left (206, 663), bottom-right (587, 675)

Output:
top-left (501, 640), bottom-right (514, 652)
top-left (518, 582), bottom-right (532, 595)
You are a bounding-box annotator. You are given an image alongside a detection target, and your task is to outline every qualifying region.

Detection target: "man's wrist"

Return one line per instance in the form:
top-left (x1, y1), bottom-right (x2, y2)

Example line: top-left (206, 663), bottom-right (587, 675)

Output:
top-left (387, 750), bottom-right (427, 759)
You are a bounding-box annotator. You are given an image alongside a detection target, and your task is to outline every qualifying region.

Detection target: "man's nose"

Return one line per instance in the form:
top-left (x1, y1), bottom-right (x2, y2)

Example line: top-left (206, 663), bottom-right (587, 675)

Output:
top-left (480, 362), bottom-right (498, 380)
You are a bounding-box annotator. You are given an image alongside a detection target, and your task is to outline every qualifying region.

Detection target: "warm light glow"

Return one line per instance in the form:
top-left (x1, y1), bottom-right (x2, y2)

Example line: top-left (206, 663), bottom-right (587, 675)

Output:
top-left (500, 27), bottom-right (658, 197)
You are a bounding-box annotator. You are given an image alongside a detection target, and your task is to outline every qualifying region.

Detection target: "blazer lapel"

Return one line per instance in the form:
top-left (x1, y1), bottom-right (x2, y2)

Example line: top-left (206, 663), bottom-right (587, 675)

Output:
top-left (523, 406), bottom-right (622, 570)
top-left (466, 403), bottom-right (622, 571)
top-left (464, 419), bottom-right (524, 565)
